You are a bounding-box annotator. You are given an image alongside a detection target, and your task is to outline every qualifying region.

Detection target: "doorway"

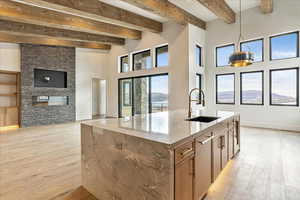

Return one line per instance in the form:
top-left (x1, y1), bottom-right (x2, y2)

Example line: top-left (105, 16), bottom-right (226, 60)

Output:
top-left (92, 78), bottom-right (107, 119)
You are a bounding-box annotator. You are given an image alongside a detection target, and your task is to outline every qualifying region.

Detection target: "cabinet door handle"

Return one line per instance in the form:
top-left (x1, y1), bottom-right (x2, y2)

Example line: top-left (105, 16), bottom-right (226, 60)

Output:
top-left (180, 148), bottom-right (193, 156)
top-left (198, 135), bottom-right (215, 145)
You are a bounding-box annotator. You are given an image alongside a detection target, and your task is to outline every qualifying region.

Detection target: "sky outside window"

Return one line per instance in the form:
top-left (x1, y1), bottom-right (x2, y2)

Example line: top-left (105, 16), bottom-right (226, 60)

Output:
top-left (270, 68), bottom-right (298, 105)
top-left (241, 72), bottom-right (263, 105)
top-left (156, 46), bottom-right (168, 67)
top-left (216, 74), bottom-right (235, 104)
top-left (241, 39), bottom-right (263, 62)
top-left (271, 32), bottom-right (298, 60)
top-left (216, 44), bottom-right (234, 67)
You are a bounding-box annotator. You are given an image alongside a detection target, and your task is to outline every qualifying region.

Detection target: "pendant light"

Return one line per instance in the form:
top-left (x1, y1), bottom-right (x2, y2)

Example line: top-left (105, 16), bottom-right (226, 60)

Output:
top-left (229, 0), bottom-right (254, 67)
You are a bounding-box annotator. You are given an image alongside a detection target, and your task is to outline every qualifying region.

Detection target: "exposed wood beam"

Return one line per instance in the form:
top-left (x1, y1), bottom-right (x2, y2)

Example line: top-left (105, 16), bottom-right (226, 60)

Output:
top-left (261, 0), bottom-right (273, 14)
top-left (0, 19), bottom-right (124, 45)
top-left (120, 0), bottom-right (206, 30)
top-left (196, 0), bottom-right (235, 24)
top-left (12, 0), bottom-right (163, 33)
top-left (0, 0), bottom-right (141, 39)
top-left (0, 32), bottom-right (111, 50)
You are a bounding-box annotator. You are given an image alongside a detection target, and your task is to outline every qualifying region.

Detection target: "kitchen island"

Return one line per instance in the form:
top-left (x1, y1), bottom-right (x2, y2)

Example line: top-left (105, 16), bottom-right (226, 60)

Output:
top-left (81, 109), bottom-right (240, 200)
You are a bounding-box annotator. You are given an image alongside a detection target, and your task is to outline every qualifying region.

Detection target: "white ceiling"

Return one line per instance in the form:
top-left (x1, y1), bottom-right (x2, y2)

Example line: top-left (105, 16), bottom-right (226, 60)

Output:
top-left (99, 0), bottom-right (260, 22)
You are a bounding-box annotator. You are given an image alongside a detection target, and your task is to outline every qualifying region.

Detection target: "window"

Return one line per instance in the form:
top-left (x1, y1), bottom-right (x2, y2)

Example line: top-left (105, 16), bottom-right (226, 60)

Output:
top-left (270, 32), bottom-right (299, 60)
top-left (119, 79), bottom-right (132, 117)
top-left (196, 45), bottom-right (202, 66)
top-left (119, 74), bottom-right (168, 117)
top-left (216, 73), bottom-right (235, 104)
top-left (241, 39), bottom-right (264, 62)
top-left (155, 45), bottom-right (168, 67)
top-left (151, 75), bottom-right (168, 113)
top-left (120, 55), bottom-right (129, 72)
top-left (196, 74), bottom-right (202, 90)
top-left (216, 44), bottom-right (234, 67)
top-left (240, 71), bottom-right (264, 105)
top-left (133, 50), bottom-right (152, 70)
top-left (270, 68), bottom-right (299, 106)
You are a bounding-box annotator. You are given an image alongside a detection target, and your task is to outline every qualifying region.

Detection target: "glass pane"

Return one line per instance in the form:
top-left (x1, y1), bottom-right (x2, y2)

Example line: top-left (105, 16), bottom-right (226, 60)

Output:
top-left (119, 79), bottom-right (132, 117)
top-left (241, 39), bottom-right (263, 62)
top-left (241, 72), bottom-right (263, 104)
top-left (271, 69), bottom-right (298, 105)
top-left (156, 46), bottom-right (168, 67)
top-left (151, 75), bottom-right (168, 113)
top-left (196, 46), bottom-right (202, 66)
top-left (216, 74), bottom-right (235, 104)
top-left (32, 96), bottom-right (69, 106)
top-left (216, 45), bottom-right (234, 67)
top-left (271, 32), bottom-right (298, 60)
top-left (120, 56), bottom-right (129, 72)
top-left (133, 77), bottom-right (150, 115)
top-left (133, 50), bottom-right (151, 70)
top-left (196, 74), bottom-right (202, 101)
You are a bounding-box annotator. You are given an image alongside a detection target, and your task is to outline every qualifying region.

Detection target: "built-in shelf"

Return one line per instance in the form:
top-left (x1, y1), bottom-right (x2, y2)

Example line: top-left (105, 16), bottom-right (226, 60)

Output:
top-left (0, 82), bottom-right (17, 86)
top-left (0, 93), bottom-right (17, 97)
top-left (0, 106), bottom-right (18, 109)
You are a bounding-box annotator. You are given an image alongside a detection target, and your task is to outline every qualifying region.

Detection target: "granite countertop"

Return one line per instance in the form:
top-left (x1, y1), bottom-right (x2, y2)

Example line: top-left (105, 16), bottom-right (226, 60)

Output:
top-left (82, 109), bottom-right (237, 146)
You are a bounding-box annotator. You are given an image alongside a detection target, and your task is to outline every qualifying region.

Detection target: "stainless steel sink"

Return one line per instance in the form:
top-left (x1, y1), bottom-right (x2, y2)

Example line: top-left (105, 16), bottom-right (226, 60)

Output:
top-left (186, 116), bottom-right (219, 123)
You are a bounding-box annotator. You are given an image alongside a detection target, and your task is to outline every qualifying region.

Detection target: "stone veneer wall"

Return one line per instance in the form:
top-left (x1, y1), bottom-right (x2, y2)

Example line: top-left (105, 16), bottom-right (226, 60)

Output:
top-left (20, 44), bottom-right (75, 127)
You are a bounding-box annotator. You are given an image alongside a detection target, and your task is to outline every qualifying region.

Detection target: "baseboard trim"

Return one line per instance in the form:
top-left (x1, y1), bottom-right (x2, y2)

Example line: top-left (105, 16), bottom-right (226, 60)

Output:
top-left (241, 121), bottom-right (300, 132)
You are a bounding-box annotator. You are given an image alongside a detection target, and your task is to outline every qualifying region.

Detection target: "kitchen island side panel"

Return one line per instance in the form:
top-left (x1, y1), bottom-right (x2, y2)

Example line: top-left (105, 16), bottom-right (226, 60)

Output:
top-left (81, 124), bottom-right (174, 200)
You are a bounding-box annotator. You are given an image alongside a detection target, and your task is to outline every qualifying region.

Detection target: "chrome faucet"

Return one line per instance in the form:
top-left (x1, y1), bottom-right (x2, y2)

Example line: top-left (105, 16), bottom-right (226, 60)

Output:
top-left (188, 88), bottom-right (205, 118)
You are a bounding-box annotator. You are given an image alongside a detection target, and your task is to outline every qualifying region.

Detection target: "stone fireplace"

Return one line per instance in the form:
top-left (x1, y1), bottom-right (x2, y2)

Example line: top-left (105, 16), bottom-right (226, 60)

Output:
top-left (20, 44), bottom-right (75, 127)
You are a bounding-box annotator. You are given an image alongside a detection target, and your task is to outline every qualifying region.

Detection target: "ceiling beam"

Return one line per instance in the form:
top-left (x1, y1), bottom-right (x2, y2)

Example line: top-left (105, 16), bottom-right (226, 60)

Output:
top-left (12, 0), bottom-right (162, 33)
top-left (0, 32), bottom-right (111, 50)
top-left (0, 19), bottom-right (125, 45)
top-left (119, 0), bottom-right (206, 30)
top-left (261, 0), bottom-right (273, 14)
top-left (195, 0), bottom-right (235, 24)
top-left (0, 0), bottom-right (141, 39)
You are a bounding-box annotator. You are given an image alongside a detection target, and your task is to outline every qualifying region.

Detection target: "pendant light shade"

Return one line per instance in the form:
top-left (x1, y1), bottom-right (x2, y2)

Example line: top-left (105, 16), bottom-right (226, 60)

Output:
top-left (229, 51), bottom-right (254, 67)
top-left (229, 0), bottom-right (254, 67)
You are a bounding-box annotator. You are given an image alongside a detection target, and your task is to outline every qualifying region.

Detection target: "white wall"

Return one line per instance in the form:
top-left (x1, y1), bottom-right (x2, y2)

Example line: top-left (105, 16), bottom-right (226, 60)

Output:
top-left (188, 24), bottom-right (206, 110)
top-left (76, 48), bottom-right (108, 120)
top-left (106, 22), bottom-right (190, 117)
top-left (0, 43), bottom-right (20, 72)
top-left (205, 0), bottom-right (300, 131)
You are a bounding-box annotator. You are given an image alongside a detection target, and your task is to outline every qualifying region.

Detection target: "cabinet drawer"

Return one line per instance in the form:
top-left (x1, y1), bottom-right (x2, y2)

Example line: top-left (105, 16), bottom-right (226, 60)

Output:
top-left (175, 141), bottom-right (194, 164)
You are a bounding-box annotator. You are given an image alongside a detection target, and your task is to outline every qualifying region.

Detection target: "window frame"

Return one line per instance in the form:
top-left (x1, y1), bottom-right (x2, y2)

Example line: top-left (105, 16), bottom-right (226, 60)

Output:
top-left (216, 73), bottom-right (235, 105)
top-left (155, 45), bottom-right (169, 68)
top-left (196, 45), bottom-right (202, 67)
top-left (118, 73), bottom-right (169, 117)
top-left (269, 67), bottom-right (299, 107)
top-left (215, 43), bottom-right (235, 67)
top-left (240, 70), bottom-right (264, 106)
top-left (269, 31), bottom-right (299, 61)
top-left (240, 38), bottom-right (264, 63)
top-left (122, 80), bottom-right (132, 107)
top-left (120, 55), bottom-right (129, 73)
top-left (132, 49), bottom-right (152, 71)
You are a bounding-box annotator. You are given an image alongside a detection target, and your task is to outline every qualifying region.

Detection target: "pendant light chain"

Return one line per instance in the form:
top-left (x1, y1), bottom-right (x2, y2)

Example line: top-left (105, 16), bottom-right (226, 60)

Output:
top-left (238, 0), bottom-right (242, 51)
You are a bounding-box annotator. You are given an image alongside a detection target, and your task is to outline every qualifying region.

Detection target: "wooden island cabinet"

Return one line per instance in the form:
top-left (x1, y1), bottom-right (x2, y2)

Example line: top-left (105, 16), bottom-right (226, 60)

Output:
top-left (81, 110), bottom-right (240, 200)
top-left (175, 116), bottom-right (240, 200)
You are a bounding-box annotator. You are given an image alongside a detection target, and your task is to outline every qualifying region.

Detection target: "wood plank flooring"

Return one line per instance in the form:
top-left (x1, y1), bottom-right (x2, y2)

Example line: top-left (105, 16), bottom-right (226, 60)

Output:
top-left (0, 123), bottom-right (300, 200)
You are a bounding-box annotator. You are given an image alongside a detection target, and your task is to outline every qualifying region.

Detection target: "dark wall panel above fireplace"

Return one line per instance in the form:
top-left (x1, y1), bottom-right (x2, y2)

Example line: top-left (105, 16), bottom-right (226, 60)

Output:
top-left (20, 44), bottom-right (75, 127)
top-left (34, 69), bottom-right (67, 88)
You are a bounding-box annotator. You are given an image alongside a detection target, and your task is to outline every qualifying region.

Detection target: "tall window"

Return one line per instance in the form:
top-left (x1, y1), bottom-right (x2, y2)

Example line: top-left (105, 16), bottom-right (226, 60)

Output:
top-left (196, 45), bottom-right (202, 66)
top-left (270, 68), bottom-right (299, 106)
top-left (151, 75), bottom-right (168, 113)
top-left (241, 39), bottom-right (264, 62)
top-left (119, 79), bottom-right (132, 117)
top-left (120, 55), bottom-right (129, 72)
top-left (133, 50), bottom-right (152, 71)
top-left (216, 74), bottom-right (235, 104)
top-left (155, 45), bottom-right (168, 67)
top-left (119, 74), bottom-right (168, 117)
top-left (240, 71), bottom-right (264, 105)
top-left (216, 44), bottom-right (234, 67)
top-left (270, 32), bottom-right (299, 60)
top-left (196, 74), bottom-right (202, 101)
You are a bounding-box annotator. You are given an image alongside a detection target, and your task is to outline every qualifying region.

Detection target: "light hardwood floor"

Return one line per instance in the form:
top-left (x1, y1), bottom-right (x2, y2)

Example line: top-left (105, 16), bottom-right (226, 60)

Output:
top-left (0, 123), bottom-right (300, 200)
